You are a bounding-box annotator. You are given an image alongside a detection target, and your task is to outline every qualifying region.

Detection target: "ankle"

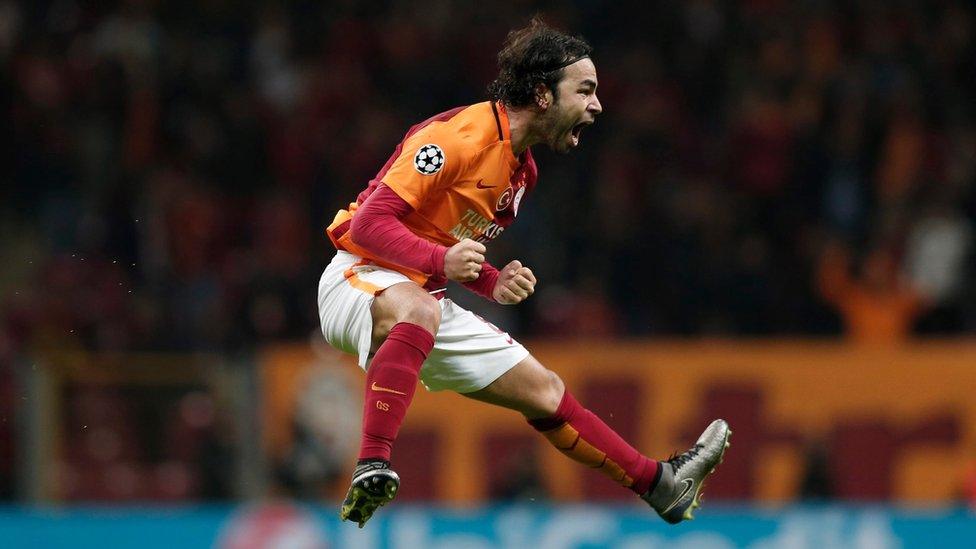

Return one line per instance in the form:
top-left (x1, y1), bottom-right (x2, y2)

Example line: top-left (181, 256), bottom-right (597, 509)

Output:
top-left (645, 460), bottom-right (666, 493)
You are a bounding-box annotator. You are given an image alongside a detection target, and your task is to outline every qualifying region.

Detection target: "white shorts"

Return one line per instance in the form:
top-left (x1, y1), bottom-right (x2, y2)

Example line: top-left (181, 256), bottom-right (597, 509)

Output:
top-left (317, 251), bottom-right (529, 393)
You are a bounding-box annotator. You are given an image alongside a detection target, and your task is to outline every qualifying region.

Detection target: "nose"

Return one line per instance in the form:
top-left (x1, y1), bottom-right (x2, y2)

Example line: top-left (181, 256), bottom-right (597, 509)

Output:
top-left (589, 94), bottom-right (603, 115)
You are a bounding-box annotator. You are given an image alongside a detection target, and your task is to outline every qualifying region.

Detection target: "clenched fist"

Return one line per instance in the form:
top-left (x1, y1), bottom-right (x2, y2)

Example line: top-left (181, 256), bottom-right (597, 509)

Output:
top-left (444, 238), bottom-right (486, 282)
top-left (493, 260), bottom-right (536, 305)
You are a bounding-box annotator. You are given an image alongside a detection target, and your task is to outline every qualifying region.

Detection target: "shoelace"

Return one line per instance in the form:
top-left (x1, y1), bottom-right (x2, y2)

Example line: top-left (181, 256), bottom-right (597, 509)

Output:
top-left (667, 444), bottom-right (703, 471)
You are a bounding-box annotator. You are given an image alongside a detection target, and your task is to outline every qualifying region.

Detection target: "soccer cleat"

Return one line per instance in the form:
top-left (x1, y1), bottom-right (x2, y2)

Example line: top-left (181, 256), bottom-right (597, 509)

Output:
top-left (339, 460), bottom-right (400, 528)
top-left (641, 419), bottom-right (732, 524)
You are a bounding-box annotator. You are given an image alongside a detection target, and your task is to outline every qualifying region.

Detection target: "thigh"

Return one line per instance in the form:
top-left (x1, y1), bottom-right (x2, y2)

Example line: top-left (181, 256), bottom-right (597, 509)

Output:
top-left (417, 299), bottom-right (529, 394)
top-left (318, 252), bottom-right (413, 368)
top-left (460, 354), bottom-right (564, 419)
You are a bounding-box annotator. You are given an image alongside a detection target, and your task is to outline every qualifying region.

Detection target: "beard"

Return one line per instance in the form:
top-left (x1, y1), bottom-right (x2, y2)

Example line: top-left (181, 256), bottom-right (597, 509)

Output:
top-left (538, 103), bottom-right (579, 154)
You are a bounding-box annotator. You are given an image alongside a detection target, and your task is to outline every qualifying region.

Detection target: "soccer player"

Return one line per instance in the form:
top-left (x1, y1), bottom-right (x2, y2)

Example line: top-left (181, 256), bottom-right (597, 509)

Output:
top-left (318, 18), bottom-right (730, 527)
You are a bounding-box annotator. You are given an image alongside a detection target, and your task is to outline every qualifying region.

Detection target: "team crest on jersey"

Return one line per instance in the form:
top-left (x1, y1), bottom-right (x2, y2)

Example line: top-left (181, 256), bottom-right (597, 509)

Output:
top-left (496, 187), bottom-right (513, 211)
top-left (413, 144), bottom-right (445, 175)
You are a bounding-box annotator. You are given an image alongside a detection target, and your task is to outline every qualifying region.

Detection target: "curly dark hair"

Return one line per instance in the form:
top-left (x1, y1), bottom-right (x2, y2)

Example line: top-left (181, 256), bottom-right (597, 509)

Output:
top-left (488, 18), bottom-right (593, 108)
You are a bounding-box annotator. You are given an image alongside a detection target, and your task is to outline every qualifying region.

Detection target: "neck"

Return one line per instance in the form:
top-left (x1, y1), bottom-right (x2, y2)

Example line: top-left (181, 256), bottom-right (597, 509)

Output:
top-left (505, 105), bottom-right (541, 157)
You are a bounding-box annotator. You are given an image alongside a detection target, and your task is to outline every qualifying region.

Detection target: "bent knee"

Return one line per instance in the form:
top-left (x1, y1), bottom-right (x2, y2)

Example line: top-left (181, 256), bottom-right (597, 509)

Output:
top-left (371, 285), bottom-right (441, 343)
top-left (401, 297), bottom-right (441, 332)
top-left (520, 364), bottom-right (566, 419)
top-left (539, 369), bottom-right (566, 416)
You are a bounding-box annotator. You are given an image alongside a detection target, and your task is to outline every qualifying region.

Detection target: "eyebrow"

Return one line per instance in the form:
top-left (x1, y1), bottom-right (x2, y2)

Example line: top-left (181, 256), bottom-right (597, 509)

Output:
top-left (579, 79), bottom-right (598, 89)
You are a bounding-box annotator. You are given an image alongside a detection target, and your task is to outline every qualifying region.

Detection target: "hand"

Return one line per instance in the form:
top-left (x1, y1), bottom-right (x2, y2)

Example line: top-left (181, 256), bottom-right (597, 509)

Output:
top-left (444, 238), bottom-right (486, 282)
top-left (493, 260), bottom-right (536, 305)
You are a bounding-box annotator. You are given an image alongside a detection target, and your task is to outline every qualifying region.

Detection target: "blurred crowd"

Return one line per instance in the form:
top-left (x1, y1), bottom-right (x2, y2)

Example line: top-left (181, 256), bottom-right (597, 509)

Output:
top-left (1, 0), bottom-right (975, 503)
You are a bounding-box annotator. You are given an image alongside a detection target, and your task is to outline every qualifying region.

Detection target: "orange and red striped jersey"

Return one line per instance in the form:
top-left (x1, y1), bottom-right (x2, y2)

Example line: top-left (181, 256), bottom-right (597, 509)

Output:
top-left (327, 101), bottom-right (538, 288)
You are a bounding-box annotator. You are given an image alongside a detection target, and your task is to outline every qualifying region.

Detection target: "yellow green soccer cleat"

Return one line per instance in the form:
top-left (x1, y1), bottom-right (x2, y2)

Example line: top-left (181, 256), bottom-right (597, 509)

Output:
top-left (641, 419), bottom-right (732, 524)
top-left (339, 461), bottom-right (400, 528)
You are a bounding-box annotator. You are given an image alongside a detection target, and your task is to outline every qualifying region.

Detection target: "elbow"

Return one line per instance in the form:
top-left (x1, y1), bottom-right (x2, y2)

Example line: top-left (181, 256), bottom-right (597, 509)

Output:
top-left (349, 210), bottom-right (374, 248)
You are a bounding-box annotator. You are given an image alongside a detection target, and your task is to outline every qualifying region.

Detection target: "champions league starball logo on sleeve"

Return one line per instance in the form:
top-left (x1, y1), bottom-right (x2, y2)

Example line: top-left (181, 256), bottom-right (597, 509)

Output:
top-left (413, 144), bottom-right (445, 175)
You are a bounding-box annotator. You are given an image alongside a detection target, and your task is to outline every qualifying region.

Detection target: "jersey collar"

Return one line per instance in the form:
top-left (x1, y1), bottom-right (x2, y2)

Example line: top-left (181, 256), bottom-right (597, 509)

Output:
top-left (492, 102), bottom-right (522, 167)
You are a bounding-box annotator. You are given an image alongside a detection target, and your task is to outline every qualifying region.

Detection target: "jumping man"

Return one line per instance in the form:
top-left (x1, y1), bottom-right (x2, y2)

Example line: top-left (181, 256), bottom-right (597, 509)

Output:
top-left (318, 18), bottom-right (731, 527)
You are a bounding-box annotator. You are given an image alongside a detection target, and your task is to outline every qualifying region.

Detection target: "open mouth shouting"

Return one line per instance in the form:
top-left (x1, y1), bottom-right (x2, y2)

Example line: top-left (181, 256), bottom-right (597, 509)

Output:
top-left (570, 120), bottom-right (593, 147)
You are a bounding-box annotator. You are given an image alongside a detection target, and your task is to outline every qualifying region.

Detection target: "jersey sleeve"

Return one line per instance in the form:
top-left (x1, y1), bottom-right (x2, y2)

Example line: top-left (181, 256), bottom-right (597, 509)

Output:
top-left (380, 126), bottom-right (467, 209)
top-left (349, 184), bottom-right (447, 276)
top-left (461, 261), bottom-right (500, 301)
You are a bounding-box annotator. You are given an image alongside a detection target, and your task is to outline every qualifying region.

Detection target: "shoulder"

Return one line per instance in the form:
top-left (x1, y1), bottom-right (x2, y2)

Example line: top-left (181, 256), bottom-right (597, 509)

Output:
top-left (402, 102), bottom-right (501, 163)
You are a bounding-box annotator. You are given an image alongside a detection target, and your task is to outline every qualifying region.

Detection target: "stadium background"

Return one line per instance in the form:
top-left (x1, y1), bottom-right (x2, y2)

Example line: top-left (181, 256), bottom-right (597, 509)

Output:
top-left (1, 0), bottom-right (975, 547)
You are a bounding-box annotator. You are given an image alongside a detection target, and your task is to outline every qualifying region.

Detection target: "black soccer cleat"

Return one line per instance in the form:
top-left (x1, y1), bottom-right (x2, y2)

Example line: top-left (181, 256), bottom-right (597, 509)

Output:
top-left (339, 460), bottom-right (400, 528)
top-left (641, 419), bottom-right (732, 524)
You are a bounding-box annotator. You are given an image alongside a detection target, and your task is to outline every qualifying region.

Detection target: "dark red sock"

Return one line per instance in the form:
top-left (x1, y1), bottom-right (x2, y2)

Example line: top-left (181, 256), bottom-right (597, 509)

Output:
top-left (529, 390), bottom-right (660, 495)
top-left (358, 322), bottom-right (435, 461)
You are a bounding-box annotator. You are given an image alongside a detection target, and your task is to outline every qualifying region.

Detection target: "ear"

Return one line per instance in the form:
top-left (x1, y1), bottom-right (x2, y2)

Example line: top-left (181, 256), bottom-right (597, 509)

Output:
top-left (534, 83), bottom-right (553, 110)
